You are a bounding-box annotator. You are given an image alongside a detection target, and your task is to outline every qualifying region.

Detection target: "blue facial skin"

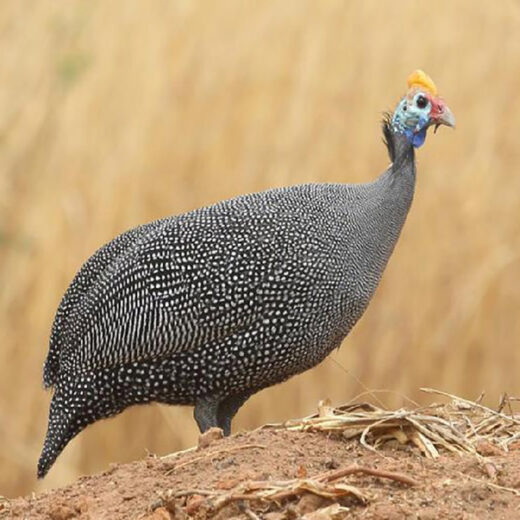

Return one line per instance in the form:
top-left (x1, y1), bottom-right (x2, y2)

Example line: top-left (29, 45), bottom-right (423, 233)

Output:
top-left (405, 121), bottom-right (428, 147)
top-left (392, 92), bottom-right (432, 148)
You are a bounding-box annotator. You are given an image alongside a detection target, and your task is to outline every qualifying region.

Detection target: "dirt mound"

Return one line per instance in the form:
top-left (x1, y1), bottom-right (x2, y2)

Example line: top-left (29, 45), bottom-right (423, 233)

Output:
top-left (6, 395), bottom-right (520, 519)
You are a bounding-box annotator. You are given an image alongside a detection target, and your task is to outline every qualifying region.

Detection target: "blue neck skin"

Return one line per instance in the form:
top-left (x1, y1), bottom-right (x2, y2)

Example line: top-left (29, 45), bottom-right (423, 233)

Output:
top-left (392, 112), bottom-right (429, 148)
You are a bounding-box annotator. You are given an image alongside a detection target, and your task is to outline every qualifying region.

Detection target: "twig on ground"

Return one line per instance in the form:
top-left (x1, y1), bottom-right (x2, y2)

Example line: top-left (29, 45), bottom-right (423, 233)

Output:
top-left (238, 501), bottom-right (262, 520)
top-left (173, 462), bottom-right (416, 515)
top-left (314, 463), bottom-right (419, 487)
top-left (173, 489), bottom-right (219, 498)
top-left (161, 445), bottom-right (197, 460)
top-left (165, 444), bottom-right (266, 474)
top-left (421, 388), bottom-right (520, 425)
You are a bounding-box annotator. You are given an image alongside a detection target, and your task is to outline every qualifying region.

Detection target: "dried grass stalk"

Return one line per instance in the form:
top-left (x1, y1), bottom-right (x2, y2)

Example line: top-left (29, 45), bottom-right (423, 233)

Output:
top-left (264, 389), bottom-right (520, 459)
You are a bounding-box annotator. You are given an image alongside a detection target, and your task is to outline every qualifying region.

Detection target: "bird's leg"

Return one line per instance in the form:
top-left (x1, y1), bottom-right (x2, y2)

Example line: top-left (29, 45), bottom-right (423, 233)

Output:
top-left (217, 392), bottom-right (251, 436)
top-left (193, 396), bottom-right (220, 432)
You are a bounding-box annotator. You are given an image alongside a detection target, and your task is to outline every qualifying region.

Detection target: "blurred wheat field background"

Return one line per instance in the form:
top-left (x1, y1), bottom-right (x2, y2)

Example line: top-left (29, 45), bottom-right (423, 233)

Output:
top-left (1, 0), bottom-right (520, 498)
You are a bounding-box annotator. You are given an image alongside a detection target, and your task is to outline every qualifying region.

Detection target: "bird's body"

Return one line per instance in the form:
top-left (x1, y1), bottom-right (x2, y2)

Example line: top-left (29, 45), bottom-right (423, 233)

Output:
top-left (38, 70), bottom-right (454, 478)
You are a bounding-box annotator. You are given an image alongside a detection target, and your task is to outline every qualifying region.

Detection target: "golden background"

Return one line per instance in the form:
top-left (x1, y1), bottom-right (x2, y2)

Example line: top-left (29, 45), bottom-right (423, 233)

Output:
top-left (1, 0), bottom-right (519, 498)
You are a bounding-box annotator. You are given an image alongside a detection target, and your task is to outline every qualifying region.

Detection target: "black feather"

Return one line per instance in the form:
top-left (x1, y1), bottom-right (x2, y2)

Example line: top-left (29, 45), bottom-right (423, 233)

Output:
top-left (382, 112), bottom-right (395, 162)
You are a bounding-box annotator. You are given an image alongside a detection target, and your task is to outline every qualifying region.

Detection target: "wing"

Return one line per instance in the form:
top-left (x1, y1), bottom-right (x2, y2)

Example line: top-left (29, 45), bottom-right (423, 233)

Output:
top-left (58, 192), bottom-right (330, 375)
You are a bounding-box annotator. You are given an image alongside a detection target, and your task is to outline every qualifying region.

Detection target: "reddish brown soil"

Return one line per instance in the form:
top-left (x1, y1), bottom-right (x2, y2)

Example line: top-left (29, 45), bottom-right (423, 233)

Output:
top-left (6, 428), bottom-right (520, 519)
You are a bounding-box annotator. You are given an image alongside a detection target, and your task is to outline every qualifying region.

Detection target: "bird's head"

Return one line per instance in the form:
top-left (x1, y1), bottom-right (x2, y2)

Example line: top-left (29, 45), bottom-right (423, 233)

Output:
top-left (392, 70), bottom-right (455, 148)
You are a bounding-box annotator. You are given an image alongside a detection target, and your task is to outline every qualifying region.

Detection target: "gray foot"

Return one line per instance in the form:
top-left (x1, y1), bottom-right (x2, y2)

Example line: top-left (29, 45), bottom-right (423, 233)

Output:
top-left (217, 392), bottom-right (251, 435)
top-left (193, 396), bottom-right (219, 432)
top-left (194, 392), bottom-right (251, 435)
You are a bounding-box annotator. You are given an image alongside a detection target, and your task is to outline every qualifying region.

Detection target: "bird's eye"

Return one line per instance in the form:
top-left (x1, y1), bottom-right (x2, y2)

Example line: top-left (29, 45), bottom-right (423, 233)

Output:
top-left (416, 95), bottom-right (428, 109)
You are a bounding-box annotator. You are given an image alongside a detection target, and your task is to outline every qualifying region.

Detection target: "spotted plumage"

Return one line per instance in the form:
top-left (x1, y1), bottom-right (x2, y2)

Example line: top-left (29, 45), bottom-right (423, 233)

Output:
top-left (38, 71), bottom-right (454, 478)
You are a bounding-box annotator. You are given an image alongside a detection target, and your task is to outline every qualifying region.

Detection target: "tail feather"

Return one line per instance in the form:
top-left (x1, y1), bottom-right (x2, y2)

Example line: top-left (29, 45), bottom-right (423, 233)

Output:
top-left (38, 370), bottom-right (122, 478)
top-left (38, 370), bottom-right (112, 478)
top-left (37, 387), bottom-right (89, 478)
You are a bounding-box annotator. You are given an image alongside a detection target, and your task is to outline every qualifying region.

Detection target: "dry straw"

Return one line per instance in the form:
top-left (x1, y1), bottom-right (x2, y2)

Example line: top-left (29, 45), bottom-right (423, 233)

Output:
top-left (273, 388), bottom-right (520, 458)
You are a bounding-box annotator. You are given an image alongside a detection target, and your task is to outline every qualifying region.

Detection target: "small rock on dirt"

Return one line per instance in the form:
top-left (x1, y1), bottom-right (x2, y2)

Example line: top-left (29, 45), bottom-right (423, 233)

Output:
top-left (142, 506), bottom-right (172, 520)
top-left (294, 494), bottom-right (330, 515)
top-left (198, 427), bottom-right (224, 449)
top-left (49, 505), bottom-right (77, 520)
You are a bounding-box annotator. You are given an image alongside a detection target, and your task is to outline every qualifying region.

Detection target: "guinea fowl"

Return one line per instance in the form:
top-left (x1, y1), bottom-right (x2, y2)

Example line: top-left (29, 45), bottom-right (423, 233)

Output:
top-left (38, 70), bottom-right (455, 478)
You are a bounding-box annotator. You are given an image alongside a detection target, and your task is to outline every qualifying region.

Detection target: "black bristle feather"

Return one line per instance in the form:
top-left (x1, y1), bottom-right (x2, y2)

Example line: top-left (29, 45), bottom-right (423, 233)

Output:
top-left (382, 112), bottom-right (395, 162)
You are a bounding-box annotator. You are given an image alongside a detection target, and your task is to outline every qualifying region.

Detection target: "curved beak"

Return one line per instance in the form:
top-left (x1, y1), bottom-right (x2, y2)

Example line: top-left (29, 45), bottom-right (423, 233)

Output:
top-left (431, 99), bottom-right (455, 133)
top-left (437, 105), bottom-right (456, 128)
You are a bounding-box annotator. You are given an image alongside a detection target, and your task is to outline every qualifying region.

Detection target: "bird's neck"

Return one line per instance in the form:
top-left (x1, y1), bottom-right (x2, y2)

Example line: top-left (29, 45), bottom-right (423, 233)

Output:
top-left (376, 129), bottom-right (416, 215)
top-left (390, 132), bottom-right (416, 182)
top-left (382, 114), bottom-right (416, 184)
